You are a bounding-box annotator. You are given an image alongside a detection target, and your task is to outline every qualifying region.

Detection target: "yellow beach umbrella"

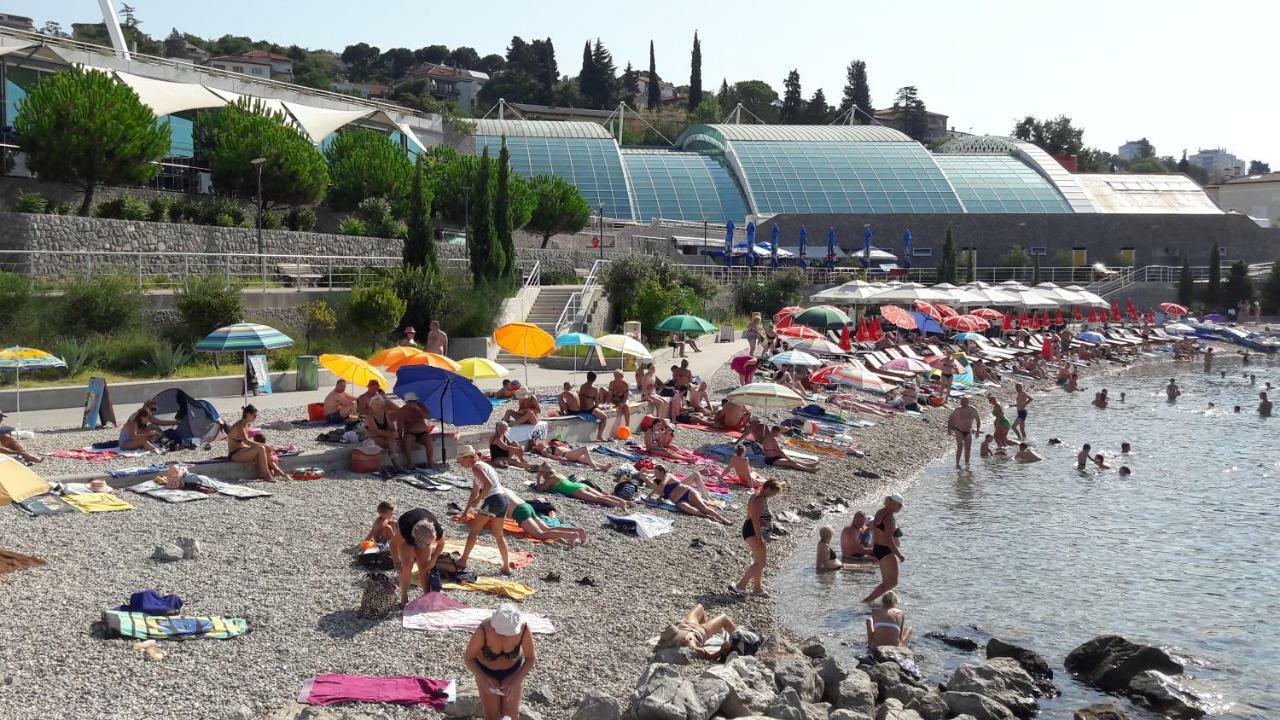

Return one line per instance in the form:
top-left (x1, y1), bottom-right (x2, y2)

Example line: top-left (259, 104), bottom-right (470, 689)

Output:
top-left (369, 346), bottom-right (424, 368)
top-left (456, 357), bottom-right (510, 380)
top-left (390, 352), bottom-right (461, 373)
top-left (493, 322), bottom-right (555, 384)
top-left (318, 354), bottom-right (389, 390)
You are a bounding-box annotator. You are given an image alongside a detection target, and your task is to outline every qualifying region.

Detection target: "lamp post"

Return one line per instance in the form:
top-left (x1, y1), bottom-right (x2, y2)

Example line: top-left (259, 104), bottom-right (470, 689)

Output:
top-left (250, 157), bottom-right (266, 287)
top-left (598, 205), bottom-right (605, 260)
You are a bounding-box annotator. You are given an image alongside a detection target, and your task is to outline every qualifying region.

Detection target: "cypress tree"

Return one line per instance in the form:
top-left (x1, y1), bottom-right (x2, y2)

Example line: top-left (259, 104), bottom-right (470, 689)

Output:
top-left (495, 138), bottom-right (514, 285)
top-left (780, 69), bottom-right (803, 124)
top-left (718, 78), bottom-right (733, 115)
top-left (578, 41), bottom-right (596, 107)
top-left (468, 147), bottom-right (495, 285)
top-left (647, 40), bottom-right (660, 110)
top-left (403, 155), bottom-right (436, 270)
top-left (1205, 242), bottom-right (1221, 308)
top-left (939, 225), bottom-right (958, 284)
top-left (688, 32), bottom-right (702, 111)
top-left (1177, 259), bottom-right (1195, 307)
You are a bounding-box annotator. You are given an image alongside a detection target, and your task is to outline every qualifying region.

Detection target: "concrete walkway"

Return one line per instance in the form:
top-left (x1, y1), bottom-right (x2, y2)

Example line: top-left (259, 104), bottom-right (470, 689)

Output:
top-left (16, 334), bottom-right (748, 431)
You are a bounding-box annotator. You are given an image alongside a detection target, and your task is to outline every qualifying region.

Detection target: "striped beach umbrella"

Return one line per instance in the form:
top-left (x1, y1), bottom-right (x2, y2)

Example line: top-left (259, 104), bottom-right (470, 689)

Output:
top-left (788, 338), bottom-right (846, 356)
top-left (880, 357), bottom-right (932, 374)
top-left (0, 347), bottom-right (67, 429)
top-left (655, 314), bottom-right (717, 334)
top-left (768, 350), bottom-right (824, 368)
top-left (813, 364), bottom-right (895, 394)
top-left (193, 322), bottom-right (293, 352)
top-left (775, 325), bottom-right (825, 340)
top-left (726, 382), bottom-right (805, 408)
top-left (554, 332), bottom-right (598, 381)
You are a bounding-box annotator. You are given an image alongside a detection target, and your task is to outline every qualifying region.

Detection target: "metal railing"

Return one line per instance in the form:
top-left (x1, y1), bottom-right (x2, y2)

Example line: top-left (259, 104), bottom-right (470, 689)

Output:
top-left (554, 259), bottom-right (607, 335)
top-left (519, 260), bottom-right (541, 317)
top-left (673, 262), bottom-right (1114, 286)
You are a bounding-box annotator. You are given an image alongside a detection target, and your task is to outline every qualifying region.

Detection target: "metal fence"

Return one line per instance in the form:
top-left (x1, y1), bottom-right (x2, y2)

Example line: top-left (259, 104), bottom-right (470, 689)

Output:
top-left (672, 264), bottom-right (1112, 286)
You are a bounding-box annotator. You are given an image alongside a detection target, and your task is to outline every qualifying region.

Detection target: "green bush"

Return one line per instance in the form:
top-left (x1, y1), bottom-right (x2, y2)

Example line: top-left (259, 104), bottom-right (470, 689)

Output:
top-left (394, 265), bottom-right (447, 336)
top-left (13, 191), bottom-right (48, 214)
top-left (268, 344), bottom-right (299, 371)
top-left (175, 275), bottom-right (242, 345)
top-left (146, 343), bottom-right (191, 377)
top-left (49, 200), bottom-right (74, 215)
top-left (347, 278), bottom-right (406, 351)
top-left (98, 331), bottom-right (162, 372)
top-left (323, 128), bottom-right (414, 213)
top-left (732, 269), bottom-right (807, 317)
top-left (440, 280), bottom-right (505, 338)
top-left (94, 194), bottom-right (151, 221)
top-left (601, 254), bottom-right (714, 329)
top-left (540, 269), bottom-right (580, 285)
top-left (0, 271), bottom-right (31, 328)
top-left (629, 279), bottom-right (699, 344)
top-left (202, 196), bottom-right (246, 226)
top-left (284, 206), bottom-right (317, 232)
top-left (53, 275), bottom-right (142, 336)
top-left (53, 337), bottom-right (98, 376)
top-left (259, 209), bottom-right (282, 230)
top-left (338, 216), bottom-right (369, 236)
top-left (171, 197), bottom-right (202, 224)
top-left (350, 197), bottom-right (407, 239)
top-left (300, 298), bottom-right (337, 354)
top-left (147, 195), bottom-right (174, 222)
top-left (213, 212), bottom-right (237, 227)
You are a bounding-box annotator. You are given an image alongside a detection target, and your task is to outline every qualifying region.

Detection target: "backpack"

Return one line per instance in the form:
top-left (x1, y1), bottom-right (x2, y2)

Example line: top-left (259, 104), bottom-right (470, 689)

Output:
top-left (727, 629), bottom-right (762, 658)
top-left (613, 479), bottom-right (639, 500)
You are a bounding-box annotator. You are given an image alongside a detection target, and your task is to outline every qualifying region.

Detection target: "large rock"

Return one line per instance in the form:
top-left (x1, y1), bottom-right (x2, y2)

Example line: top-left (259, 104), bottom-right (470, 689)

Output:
top-left (870, 646), bottom-right (923, 681)
top-left (814, 656), bottom-right (849, 702)
top-left (873, 698), bottom-right (924, 720)
top-left (151, 544), bottom-right (184, 562)
top-left (630, 663), bottom-right (730, 720)
top-left (653, 646), bottom-right (700, 665)
top-left (1127, 670), bottom-right (1206, 719)
top-left (1073, 704), bottom-right (1129, 720)
top-left (765, 687), bottom-right (805, 720)
top-left (702, 656), bottom-right (778, 717)
top-left (863, 662), bottom-right (925, 704)
top-left (829, 711), bottom-right (873, 720)
top-left (1064, 635), bottom-right (1183, 692)
top-left (801, 636), bottom-right (828, 658)
top-left (771, 657), bottom-right (825, 703)
top-left (573, 692), bottom-right (623, 720)
top-left (945, 658), bottom-right (1040, 718)
top-left (942, 692), bottom-right (1017, 720)
top-left (831, 669), bottom-right (876, 715)
top-left (882, 682), bottom-right (929, 709)
top-left (986, 638), bottom-right (1057, 696)
top-left (903, 690), bottom-right (949, 720)
top-left (444, 678), bottom-right (541, 719)
top-left (925, 632), bottom-right (979, 651)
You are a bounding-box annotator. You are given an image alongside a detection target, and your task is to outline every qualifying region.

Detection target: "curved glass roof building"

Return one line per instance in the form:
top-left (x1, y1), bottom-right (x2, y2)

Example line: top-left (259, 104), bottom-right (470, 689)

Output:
top-left (471, 120), bottom-right (1221, 223)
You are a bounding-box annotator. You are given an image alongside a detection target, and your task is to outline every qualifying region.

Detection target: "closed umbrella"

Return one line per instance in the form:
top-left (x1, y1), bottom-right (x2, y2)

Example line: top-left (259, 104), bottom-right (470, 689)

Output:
top-left (826, 227), bottom-right (838, 270)
top-left (655, 315), bottom-right (717, 334)
top-left (391, 352), bottom-right (461, 373)
top-left (195, 322), bottom-right (294, 406)
top-left (880, 305), bottom-right (917, 330)
top-left (724, 221), bottom-right (735, 268)
top-left (768, 350), bottom-right (823, 368)
top-left (596, 334), bottom-right (652, 360)
top-left (902, 229), bottom-right (913, 269)
top-left (369, 346), bottom-right (423, 368)
top-left (793, 305), bottom-right (852, 330)
top-left (319, 354), bottom-right (389, 392)
top-left (746, 222), bottom-right (757, 268)
top-left (554, 331), bottom-right (598, 380)
top-left (0, 347), bottom-right (66, 429)
top-left (862, 225), bottom-right (874, 268)
top-left (395, 366), bottom-right (493, 465)
top-left (495, 322), bottom-right (556, 384)
top-left (798, 226), bottom-right (808, 269)
top-left (726, 382), bottom-right (805, 408)
top-left (456, 357), bottom-right (509, 380)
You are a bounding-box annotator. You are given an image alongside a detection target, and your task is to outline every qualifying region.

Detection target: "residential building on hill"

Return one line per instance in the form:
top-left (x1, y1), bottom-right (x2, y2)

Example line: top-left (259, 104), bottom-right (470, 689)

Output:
top-left (0, 13), bottom-right (33, 31)
top-left (395, 62), bottom-right (487, 113)
top-left (205, 51), bottom-right (292, 81)
top-left (1188, 147), bottom-right (1246, 185)
top-left (1118, 139), bottom-right (1151, 161)
top-left (634, 71), bottom-right (684, 107)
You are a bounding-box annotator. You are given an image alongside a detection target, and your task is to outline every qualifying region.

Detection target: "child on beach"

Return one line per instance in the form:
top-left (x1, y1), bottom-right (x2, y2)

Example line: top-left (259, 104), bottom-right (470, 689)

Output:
top-left (364, 501), bottom-right (396, 544)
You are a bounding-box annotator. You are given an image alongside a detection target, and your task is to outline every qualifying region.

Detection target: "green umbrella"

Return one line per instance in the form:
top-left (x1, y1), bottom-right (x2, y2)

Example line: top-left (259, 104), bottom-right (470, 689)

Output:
top-left (655, 314), bottom-right (718, 334)
top-left (792, 305), bottom-right (852, 330)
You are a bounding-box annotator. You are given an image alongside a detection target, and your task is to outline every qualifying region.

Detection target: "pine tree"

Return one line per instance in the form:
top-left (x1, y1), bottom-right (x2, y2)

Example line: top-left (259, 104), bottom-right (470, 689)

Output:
top-left (781, 70), bottom-right (803, 124)
top-left (590, 39), bottom-right (619, 109)
top-left (894, 86), bottom-right (929, 142)
top-left (804, 89), bottom-right (830, 124)
top-left (718, 78), bottom-right (733, 115)
top-left (1177, 259), bottom-right (1195, 307)
top-left (1205, 242), bottom-right (1221, 308)
top-left (646, 41), bottom-right (660, 110)
top-left (621, 62), bottom-right (640, 104)
top-left (468, 147), bottom-right (495, 285)
top-left (839, 60), bottom-right (872, 123)
top-left (540, 38), bottom-right (558, 102)
top-left (495, 138), bottom-right (514, 285)
top-left (688, 32), bottom-right (702, 111)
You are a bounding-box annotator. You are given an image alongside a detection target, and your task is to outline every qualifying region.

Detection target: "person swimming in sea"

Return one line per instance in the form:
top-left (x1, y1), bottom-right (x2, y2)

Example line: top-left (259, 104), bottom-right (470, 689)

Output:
top-left (1014, 442), bottom-right (1042, 463)
top-left (1076, 443), bottom-right (1091, 470)
top-left (1093, 453), bottom-right (1112, 470)
top-left (1166, 379), bottom-right (1181, 402)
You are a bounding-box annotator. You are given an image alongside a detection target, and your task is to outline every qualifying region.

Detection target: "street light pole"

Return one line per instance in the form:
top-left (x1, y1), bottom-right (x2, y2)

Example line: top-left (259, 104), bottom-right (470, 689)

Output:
top-left (250, 157), bottom-right (266, 287)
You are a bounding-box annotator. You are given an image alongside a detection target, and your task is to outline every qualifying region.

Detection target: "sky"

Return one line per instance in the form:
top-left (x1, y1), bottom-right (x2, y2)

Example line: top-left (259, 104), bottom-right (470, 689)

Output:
top-left (17, 0), bottom-right (1280, 166)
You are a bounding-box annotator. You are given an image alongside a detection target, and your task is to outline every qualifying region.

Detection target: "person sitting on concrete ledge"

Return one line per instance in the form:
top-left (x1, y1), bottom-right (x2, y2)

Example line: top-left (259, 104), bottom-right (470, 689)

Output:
top-left (533, 463), bottom-right (634, 509)
top-left (399, 392), bottom-right (435, 468)
top-left (489, 379), bottom-right (519, 400)
top-left (322, 379), bottom-right (357, 423)
top-left (488, 421), bottom-right (530, 469)
top-left (865, 591), bottom-right (913, 649)
top-left (363, 394), bottom-right (402, 466)
top-left (528, 438), bottom-right (612, 471)
top-left (556, 382), bottom-right (580, 415)
top-left (356, 379), bottom-right (383, 416)
top-left (502, 390), bottom-right (541, 427)
top-left (577, 372), bottom-right (610, 441)
top-left (227, 405), bottom-right (288, 482)
top-left (607, 369), bottom-right (632, 430)
top-left (656, 603), bottom-right (737, 660)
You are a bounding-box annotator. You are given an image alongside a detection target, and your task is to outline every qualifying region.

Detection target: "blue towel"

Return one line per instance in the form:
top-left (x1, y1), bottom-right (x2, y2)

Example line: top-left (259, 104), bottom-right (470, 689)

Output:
top-left (593, 446), bottom-right (642, 462)
top-left (489, 398), bottom-right (506, 407)
top-left (108, 463), bottom-right (167, 478)
top-left (575, 412), bottom-right (601, 423)
top-left (116, 590), bottom-right (184, 615)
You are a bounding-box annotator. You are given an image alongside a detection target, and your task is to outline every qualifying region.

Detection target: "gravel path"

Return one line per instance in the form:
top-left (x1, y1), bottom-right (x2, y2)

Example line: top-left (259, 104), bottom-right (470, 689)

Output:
top-left (0, 360), bottom-right (1012, 719)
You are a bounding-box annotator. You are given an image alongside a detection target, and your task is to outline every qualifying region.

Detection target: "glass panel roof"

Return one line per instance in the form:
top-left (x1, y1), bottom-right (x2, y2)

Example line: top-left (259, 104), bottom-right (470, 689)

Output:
top-left (471, 119), bottom-right (612, 139)
top-left (680, 123), bottom-right (911, 144)
top-left (622, 150), bottom-right (749, 223)
top-left (476, 134), bottom-right (634, 220)
top-left (934, 155), bottom-right (1073, 213)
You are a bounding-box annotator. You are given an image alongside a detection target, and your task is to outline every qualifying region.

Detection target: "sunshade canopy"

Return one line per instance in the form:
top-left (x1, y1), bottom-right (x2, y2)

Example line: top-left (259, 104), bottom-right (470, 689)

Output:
top-left (319, 354), bottom-right (389, 390)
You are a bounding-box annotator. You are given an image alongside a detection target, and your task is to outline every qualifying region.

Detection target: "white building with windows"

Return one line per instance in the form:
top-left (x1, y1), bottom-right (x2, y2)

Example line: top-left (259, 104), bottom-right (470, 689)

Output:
top-left (1188, 148), bottom-right (1246, 185)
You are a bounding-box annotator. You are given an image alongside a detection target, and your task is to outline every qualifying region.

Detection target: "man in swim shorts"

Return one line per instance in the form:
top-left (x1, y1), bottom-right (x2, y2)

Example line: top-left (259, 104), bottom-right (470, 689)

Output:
top-left (946, 397), bottom-right (981, 469)
top-left (1013, 383), bottom-right (1032, 440)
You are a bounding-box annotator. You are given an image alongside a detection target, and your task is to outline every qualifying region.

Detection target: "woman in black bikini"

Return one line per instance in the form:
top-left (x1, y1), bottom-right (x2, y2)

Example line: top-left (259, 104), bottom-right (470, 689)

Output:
top-left (226, 405), bottom-right (288, 481)
top-left (392, 507), bottom-right (446, 605)
top-left (761, 425), bottom-right (820, 473)
top-left (645, 466), bottom-right (732, 524)
top-left (731, 479), bottom-right (784, 597)
top-left (487, 421), bottom-right (530, 469)
top-left (463, 602), bottom-right (536, 720)
top-left (528, 438), bottom-right (612, 470)
top-left (861, 494), bottom-right (905, 604)
top-left (577, 372), bottom-right (609, 441)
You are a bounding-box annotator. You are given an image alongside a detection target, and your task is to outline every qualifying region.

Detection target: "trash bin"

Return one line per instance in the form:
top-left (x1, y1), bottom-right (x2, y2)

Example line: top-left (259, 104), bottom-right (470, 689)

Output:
top-left (296, 355), bottom-right (319, 391)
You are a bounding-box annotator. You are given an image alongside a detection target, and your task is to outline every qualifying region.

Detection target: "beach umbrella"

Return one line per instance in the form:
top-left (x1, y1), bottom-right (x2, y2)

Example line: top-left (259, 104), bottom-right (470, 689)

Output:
top-left (953, 331), bottom-right (989, 343)
top-left (495, 322), bottom-right (555, 384)
top-left (555, 331), bottom-right (599, 381)
top-left (971, 308), bottom-right (1005, 321)
top-left (369, 346), bottom-right (424, 369)
top-left (395, 365), bottom-right (492, 465)
top-left (814, 364), bottom-right (895, 394)
top-left (746, 222), bottom-right (757, 268)
top-left (596, 334), bottom-right (652, 360)
top-left (724, 221), bottom-right (735, 268)
top-left (906, 311), bottom-right (944, 334)
top-left (810, 279), bottom-right (885, 304)
top-left (880, 305), bottom-right (917, 330)
top-left (1010, 290), bottom-right (1059, 310)
top-left (0, 347), bottom-right (67, 429)
top-left (862, 225), bottom-right (873, 268)
top-left (838, 323), bottom-right (854, 351)
top-left (1078, 331), bottom-right (1105, 343)
top-left (774, 306), bottom-right (804, 323)
top-left (789, 338), bottom-right (846, 356)
top-left (881, 357), bottom-right (932, 374)
top-left (195, 322), bottom-right (294, 406)
top-left (902, 229), bottom-right (913, 269)
top-left (798, 226), bottom-right (808, 269)
top-left (655, 315), bottom-right (717, 334)
top-left (868, 284), bottom-right (952, 304)
top-left (775, 325), bottom-right (825, 340)
top-left (391, 352), bottom-right (461, 373)
top-left (826, 227), bottom-right (838, 270)
top-left (913, 300), bottom-right (942, 322)
top-left (455, 357), bottom-right (509, 380)
top-left (770, 224), bottom-right (780, 268)
top-left (793, 305), bottom-right (852, 330)
top-left (944, 315), bottom-right (990, 332)
top-left (319, 354), bottom-right (389, 392)
top-left (726, 382), bottom-right (805, 408)
top-left (935, 303), bottom-right (959, 319)
top-left (1064, 286), bottom-right (1109, 308)
top-left (1160, 302), bottom-right (1189, 316)
top-left (768, 350), bottom-right (824, 368)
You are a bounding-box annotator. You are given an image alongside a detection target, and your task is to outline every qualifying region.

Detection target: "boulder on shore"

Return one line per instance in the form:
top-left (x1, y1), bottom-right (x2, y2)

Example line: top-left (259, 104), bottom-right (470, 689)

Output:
top-left (1072, 703), bottom-right (1129, 720)
top-left (700, 656), bottom-right (777, 717)
top-left (945, 658), bottom-right (1040, 719)
top-left (986, 638), bottom-right (1057, 697)
top-left (874, 698), bottom-right (924, 720)
top-left (925, 632), bottom-right (979, 651)
top-left (1127, 670), bottom-right (1206, 720)
top-left (942, 691), bottom-right (1017, 720)
top-left (628, 663), bottom-right (729, 720)
top-left (769, 656), bottom-right (825, 704)
top-left (1063, 635), bottom-right (1183, 692)
top-left (572, 692), bottom-right (622, 720)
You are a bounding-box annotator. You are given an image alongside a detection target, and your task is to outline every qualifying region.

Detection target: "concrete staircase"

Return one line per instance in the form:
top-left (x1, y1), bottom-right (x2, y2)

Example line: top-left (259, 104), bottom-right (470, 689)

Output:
top-left (495, 285), bottom-right (580, 364)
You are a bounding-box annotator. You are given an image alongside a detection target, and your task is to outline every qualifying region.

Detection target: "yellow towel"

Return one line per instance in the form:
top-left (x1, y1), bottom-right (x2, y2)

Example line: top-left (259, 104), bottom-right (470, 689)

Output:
top-left (64, 493), bottom-right (135, 513)
top-left (441, 577), bottom-right (536, 601)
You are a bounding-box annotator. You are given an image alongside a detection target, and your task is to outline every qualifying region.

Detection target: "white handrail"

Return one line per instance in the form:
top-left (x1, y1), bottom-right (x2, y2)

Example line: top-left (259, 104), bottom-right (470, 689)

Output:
top-left (554, 259), bottom-right (607, 335)
top-left (519, 260), bottom-right (540, 317)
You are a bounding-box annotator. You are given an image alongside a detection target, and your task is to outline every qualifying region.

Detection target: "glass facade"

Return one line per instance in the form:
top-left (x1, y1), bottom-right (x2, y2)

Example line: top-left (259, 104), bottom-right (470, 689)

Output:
top-left (622, 150), bottom-right (748, 223)
top-left (730, 140), bottom-right (964, 214)
top-left (934, 155), bottom-right (1072, 213)
top-left (475, 134), bottom-right (634, 220)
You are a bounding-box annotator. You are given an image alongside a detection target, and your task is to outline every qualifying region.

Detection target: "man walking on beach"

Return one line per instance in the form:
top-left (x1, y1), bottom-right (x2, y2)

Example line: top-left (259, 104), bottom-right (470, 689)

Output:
top-left (947, 397), bottom-right (981, 470)
top-left (425, 320), bottom-right (448, 356)
top-left (1013, 383), bottom-right (1032, 440)
top-left (1166, 379), bottom-right (1181, 402)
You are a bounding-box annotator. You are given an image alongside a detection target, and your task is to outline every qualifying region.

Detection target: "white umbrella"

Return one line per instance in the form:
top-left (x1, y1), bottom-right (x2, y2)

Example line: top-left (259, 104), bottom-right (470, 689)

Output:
top-left (595, 334), bottom-right (652, 360)
top-left (997, 280), bottom-right (1030, 290)
top-left (964, 286), bottom-right (1021, 306)
top-left (1065, 286), bottom-right (1109, 308)
top-left (726, 382), bottom-right (805, 408)
top-left (810, 280), bottom-right (885, 304)
top-left (945, 287), bottom-right (988, 307)
top-left (768, 350), bottom-right (824, 368)
top-left (866, 284), bottom-right (953, 304)
top-left (1010, 289), bottom-right (1059, 310)
top-left (1034, 283), bottom-right (1086, 305)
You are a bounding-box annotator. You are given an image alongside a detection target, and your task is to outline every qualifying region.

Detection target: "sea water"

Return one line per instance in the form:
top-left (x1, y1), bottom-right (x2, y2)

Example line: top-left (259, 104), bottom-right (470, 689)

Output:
top-left (777, 353), bottom-right (1279, 719)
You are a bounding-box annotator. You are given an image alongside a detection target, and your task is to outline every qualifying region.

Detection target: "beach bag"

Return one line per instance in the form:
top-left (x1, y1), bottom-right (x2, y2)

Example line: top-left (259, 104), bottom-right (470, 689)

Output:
top-left (613, 478), bottom-right (639, 500)
top-left (726, 629), bottom-right (762, 658)
top-left (358, 573), bottom-right (398, 618)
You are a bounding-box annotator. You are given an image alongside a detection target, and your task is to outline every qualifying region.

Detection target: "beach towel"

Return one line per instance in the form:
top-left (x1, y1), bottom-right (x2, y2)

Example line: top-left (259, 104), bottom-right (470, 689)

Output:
top-left (129, 482), bottom-right (208, 503)
top-left (676, 423), bottom-right (743, 438)
top-left (15, 493), bottom-right (78, 516)
top-left (440, 539), bottom-right (534, 569)
top-left (102, 610), bottom-right (249, 640)
top-left (116, 590), bottom-right (183, 615)
top-left (50, 449), bottom-right (118, 461)
top-left (440, 577), bottom-right (536, 601)
top-left (642, 498), bottom-right (684, 514)
top-left (64, 493), bottom-right (134, 513)
top-left (298, 674), bottom-right (452, 710)
top-left (401, 592), bottom-right (554, 634)
top-left (449, 513), bottom-right (560, 543)
top-left (605, 512), bottom-right (674, 539)
top-left (504, 421), bottom-right (548, 444)
top-left (0, 550), bottom-right (44, 575)
top-left (200, 478), bottom-right (273, 499)
top-left (108, 463), bottom-right (167, 478)
top-left (594, 445), bottom-right (643, 462)
top-left (488, 398), bottom-right (507, 408)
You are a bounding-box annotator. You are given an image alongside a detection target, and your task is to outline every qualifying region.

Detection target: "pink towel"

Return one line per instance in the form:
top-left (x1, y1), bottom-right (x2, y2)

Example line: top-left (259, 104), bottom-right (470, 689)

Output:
top-left (299, 674), bottom-right (451, 709)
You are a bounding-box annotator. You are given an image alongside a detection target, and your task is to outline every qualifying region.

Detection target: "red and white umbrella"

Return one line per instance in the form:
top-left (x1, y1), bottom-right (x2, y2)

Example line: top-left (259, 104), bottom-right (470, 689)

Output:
top-left (971, 307), bottom-right (1005, 321)
top-left (880, 305), bottom-right (917, 330)
top-left (881, 357), bottom-right (932, 374)
top-left (1159, 302), bottom-right (1189, 316)
top-left (913, 300), bottom-right (942, 322)
top-left (935, 303), bottom-right (960, 319)
top-left (811, 364), bottom-right (895, 394)
top-left (775, 325), bottom-right (825, 340)
top-left (943, 314), bottom-right (990, 332)
top-left (774, 306), bottom-right (804, 323)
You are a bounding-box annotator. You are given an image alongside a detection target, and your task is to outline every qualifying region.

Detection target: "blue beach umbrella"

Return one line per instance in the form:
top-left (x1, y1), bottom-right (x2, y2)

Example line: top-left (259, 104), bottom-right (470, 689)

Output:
top-left (826, 227), bottom-right (837, 270)
top-left (395, 365), bottom-right (493, 465)
top-left (1078, 331), bottom-right (1105, 343)
top-left (953, 331), bottom-right (986, 342)
top-left (862, 225), bottom-right (873, 269)
top-left (555, 332), bottom-right (598, 380)
top-left (798, 226), bottom-right (808, 269)
top-left (902, 229), bottom-right (913, 270)
top-left (746, 222), bottom-right (757, 268)
top-left (770, 224), bottom-right (780, 268)
top-left (724, 220), bottom-right (735, 268)
top-left (906, 311), bottom-right (944, 334)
